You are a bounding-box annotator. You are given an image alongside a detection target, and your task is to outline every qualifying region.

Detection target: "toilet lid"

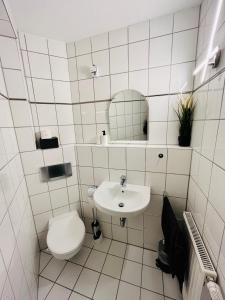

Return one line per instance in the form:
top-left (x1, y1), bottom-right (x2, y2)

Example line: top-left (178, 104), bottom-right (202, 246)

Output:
top-left (47, 214), bottom-right (85, 255)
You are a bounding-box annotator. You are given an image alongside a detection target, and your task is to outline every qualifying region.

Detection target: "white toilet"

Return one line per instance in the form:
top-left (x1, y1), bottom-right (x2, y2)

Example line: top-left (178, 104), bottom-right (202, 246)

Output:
top-left (47, 210), bottom-right (85, 260)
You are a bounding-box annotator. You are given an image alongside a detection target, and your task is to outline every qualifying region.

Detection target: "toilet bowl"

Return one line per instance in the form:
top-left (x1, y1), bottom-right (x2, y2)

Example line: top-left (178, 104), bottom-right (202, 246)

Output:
top-left (47, 210), bottom-right (85, 260)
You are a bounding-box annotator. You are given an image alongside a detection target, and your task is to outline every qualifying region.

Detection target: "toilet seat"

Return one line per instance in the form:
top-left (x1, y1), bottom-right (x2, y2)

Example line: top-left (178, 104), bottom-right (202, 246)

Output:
top-left (47, 211), bottom-right (85, 260)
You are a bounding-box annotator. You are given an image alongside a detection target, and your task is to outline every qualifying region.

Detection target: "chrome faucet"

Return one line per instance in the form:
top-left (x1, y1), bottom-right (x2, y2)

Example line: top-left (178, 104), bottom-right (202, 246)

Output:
top-left (120, 175), bottom-right (127, 188)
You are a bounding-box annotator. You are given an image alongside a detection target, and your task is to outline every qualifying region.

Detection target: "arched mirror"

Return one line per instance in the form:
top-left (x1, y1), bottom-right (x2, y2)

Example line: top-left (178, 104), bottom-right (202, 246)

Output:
top-left (109, 89), bottom-right (148, 141)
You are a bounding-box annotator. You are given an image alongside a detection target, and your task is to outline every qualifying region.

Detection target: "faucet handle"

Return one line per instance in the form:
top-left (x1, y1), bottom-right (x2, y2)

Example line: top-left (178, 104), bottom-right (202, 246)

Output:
top-left (120, 175), bottom-right (126, 180)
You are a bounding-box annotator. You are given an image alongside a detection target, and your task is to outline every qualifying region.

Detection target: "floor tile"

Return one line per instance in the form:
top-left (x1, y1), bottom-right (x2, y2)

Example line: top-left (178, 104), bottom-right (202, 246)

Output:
top-left (109, 240), bottom-right (127, 258)
top-left (74, 268), bottom-right (100, 298)
top-left (69, 292), bottom-right (90, 300)
top-left (121, 260), bottom-right (142, 286)
top-left (142, 265), bottom-right (163, 294)
top-left (57, 262), bottom-right (82, 289)
top-left (116, 281), bottom-right (140, 300)
top-left (102, 254), bottom-right (123, 279)
top-left (141, 288), bottom-right (164, 300)
top-left (163, 273), bottom-right (182, 300)
top-left (125, 245), bottom-right (143, 263)
top-left (70, 247), bottom-right (91, 266)
top-left (93, 274), bottom-right (119, 300)
top-left (83, 233), bottom-right (94, 248)
top-left (143, 250), bottom-right (158, 268)
top-left (85, 249), bottom-right (106, 272)
top-left (94, 238), bottom-right (111, 253)
top-left (39, 252), bottom-right (52, 273)
top-left (41, 258), bottom-right (66, 281)
top-left (38, 277), bottom-right (54, 300)
top-left (45, 283), bottom-right (71, 300)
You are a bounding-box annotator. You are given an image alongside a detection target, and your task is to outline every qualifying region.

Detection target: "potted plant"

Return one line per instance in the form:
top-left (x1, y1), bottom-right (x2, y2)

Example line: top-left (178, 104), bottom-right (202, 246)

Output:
top-left (175, 94), bottom-right (196, 147)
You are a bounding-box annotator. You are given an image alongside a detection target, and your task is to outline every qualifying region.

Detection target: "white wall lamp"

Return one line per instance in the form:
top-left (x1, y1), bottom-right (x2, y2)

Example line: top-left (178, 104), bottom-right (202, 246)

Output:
top-left (90, 64), bottom-right (98, 77)
top-left (193, 0), bottom-right (223, 83)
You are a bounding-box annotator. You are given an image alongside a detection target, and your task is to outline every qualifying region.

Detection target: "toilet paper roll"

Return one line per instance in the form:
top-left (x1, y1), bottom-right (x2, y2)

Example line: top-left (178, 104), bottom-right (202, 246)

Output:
top-left (88, 186), bottom-right (97, 198)
top-left (41, 129), bottom-right (52, 139)
top-left (87, 186), bottom-right (97, 208)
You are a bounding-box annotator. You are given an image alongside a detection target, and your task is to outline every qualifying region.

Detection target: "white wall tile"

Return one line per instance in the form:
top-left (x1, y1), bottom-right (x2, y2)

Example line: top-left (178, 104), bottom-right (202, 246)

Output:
top-left (109, 147), bottom-right (126, 169)
top-left (25, 34), bottom-right (48, 54)
top-left (166, 174), bottom-right (189, 198)
top-left (149, 35), bottom-right (172, 67)
top-left (48, 39), bottom-right (67, 58)
top-left (111, 73), bottom-right (128, 96)
top-left (145, 148), bottom-right (167, 172)
top-left (129, 70), bottom-right (148, 95)
top-left (79, 166), bottom-right (94, 185)
top-left (197, 155), bottom-right (212, 197)
top-left (170, 62), bottom-right (195, 93)
top-left (30, 192), bottom-right (51, 215)
top-left (174, 6), bottom-right (199, 32)
top-left (167, 149), bottom-right (191, 175)
top-left (148, 122), bottom-right (167, 144)
top-left (172, 29), bottom-right (198, 64)
top-left (209, 165), bottom-right (225, 222)
top-left (59, 125), bottom-right (75, 144)
top-left (126, 147), bottom-right (145, 171)
top-left (68, 57), bottom-right (78, 81)
top-left (148, 96), bottom-right (169, 121)
top-left (150, 14), bottom-right (173, 38)
top-left (15, 127), bottom-right (36, 152)
top-left (82, 124), bottom-right (97, 143)
top-left (145, 172), bottom-right (166, 195)
top-left (0, 37), bottom-right (20, 69)
top-left (77, 146), bottom-right (92, 166)
top-left (148, 66), bottom-right (170, 95)
top-left (76, 38), bottom-right (91, 55)
top-left (94, 76), bottom-right (110, 101)
top-left (214, 120), bottom-right (225, 169)
top-left (70, 81), bottom-right (80, 103)
top-left (129, 21), bottom-right (149, 43)
top-left (92, 50), bottom-right (109, 76)
top-left (76, 54), bottom-right (92, 80)
top-left (10, 100), bottom-right (32, 127)
top-left (79, 79), bottom-right (94, 102)
top-left (56, 105), bottom-right (73, 125)
top-left (53, 81), bottom-right (71, 103)
top-left (26, 173), bottom-right (48, 196)
top-left (109, 28), bottom-right (128, 47)
top-left (81, 103), bottom-right (96, 124)
top-left (129, 40), bottom-right (149, 71)
top-left (50, 57), bottom-right (69, 81)
top-left (32, 78), bottom-right (54, 102)
top-left (50, 188), bottom-right (69, 209)
top-left (43, 148), bottom-right (63, 165)
top-left (91, 32), bottom-right (108, 51)
top-left (203, 202), bottom-right (224, 262)
top-left (21, 151), bottom-right (44, 175)
top-left (28, 52), bottom-right (51, 79)
top-left (201, 120), bottom-right (219, 160)
top-left (110, 45), bottom-right (128, 74)
top-left (4, 69), bottom-right (26, 98)
top-left (92, 146), bottom-right (108, 168)
top-left (37, 104), bottom-right (57, 126)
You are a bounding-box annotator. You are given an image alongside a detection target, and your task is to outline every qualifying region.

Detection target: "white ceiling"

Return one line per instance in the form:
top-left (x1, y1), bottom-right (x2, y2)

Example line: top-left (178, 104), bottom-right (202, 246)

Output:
top-left (7, 0), bottom-right (202, 42)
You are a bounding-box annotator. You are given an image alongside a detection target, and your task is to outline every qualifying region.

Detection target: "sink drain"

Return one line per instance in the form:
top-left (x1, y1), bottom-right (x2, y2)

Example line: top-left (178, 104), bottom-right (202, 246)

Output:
top-left (118, 202), bottom-right (124, 207)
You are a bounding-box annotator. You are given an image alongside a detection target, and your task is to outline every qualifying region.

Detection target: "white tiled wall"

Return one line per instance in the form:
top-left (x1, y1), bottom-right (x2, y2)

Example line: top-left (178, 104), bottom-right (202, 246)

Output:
top-left (67, 6), bottom-right (199, 144)
top-left (77, 145), bottom-right (191, 250)
top-left (0, 28), bottom-right (39, 300)
top-left (187, 0), bottom-right (225, 296)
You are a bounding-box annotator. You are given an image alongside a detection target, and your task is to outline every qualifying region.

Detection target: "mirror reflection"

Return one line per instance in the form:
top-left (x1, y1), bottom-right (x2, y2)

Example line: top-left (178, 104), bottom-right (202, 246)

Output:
top-left (109, 89), bottom-right (148, 141)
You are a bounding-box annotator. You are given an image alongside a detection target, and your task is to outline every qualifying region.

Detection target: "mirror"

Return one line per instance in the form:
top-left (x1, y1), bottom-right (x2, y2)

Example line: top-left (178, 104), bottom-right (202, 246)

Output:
top-left (109, 89), bottom-right (148, 141)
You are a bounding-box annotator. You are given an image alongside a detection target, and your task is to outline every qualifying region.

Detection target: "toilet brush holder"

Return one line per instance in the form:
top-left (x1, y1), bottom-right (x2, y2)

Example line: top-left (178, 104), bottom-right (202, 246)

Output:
top-left (91, 208), bottom-right (102, 242)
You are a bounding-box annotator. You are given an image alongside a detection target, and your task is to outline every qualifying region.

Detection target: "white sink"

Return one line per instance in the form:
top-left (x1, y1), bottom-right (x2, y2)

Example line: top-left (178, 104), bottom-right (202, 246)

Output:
top-left (93, 181), bottom-right (151, 217)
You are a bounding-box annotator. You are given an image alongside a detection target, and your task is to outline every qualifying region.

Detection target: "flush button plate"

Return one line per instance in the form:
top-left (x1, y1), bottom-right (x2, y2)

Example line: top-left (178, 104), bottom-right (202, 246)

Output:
top-left (40, 163), bottom-right (72, 182)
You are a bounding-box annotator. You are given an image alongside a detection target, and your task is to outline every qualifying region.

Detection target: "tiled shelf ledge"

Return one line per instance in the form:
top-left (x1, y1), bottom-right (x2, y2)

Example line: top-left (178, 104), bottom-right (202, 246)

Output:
top-left (74, 143), bottom-right (192, 150)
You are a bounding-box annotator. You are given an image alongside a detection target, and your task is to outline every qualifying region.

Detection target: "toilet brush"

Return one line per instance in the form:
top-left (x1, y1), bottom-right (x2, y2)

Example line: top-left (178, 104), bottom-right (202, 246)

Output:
top-left (91, 208), bottom-right (102, 243)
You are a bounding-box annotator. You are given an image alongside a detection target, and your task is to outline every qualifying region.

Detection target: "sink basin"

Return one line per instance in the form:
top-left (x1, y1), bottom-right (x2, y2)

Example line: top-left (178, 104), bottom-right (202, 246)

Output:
top-left (93, 181), bottom-right (151, 217)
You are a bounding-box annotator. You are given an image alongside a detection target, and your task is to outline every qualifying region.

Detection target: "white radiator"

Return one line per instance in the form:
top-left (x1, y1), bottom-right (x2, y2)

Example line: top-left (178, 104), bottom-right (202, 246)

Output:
top-left (183, 212), bottom-right (224, 300)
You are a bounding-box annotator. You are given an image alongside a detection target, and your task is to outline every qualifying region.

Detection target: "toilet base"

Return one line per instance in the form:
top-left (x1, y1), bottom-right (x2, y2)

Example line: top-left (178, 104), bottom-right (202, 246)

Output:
top-left (50, 244), bottom-right (83, 260)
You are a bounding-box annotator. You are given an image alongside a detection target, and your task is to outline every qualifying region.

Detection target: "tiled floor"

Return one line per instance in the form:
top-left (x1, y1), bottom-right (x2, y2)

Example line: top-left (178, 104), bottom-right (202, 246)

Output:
top-left (38, 234), bottom-right (182, 300)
